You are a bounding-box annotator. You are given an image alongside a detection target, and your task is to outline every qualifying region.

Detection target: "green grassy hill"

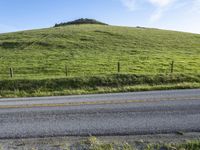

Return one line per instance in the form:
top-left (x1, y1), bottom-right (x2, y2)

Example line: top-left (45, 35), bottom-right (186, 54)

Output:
top-left (0, 24), bottom-right (200, 97)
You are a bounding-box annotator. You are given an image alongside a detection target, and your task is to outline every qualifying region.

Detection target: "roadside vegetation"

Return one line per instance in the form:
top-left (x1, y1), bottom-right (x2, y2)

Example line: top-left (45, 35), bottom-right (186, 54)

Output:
top-left (65, 137), bottom-right (200, 150)
top-left (0, 22), bottom-right (200, 97)
top-left (146, 141), bottom-right (200, 150)
top-left (1, 136), bottom-right (200, 149)
top-left (0, 74), bottom-right (200, 97)
top-left (70, 136), bottom-right (133, 150)
top-left (64, 137), bottom-right (200, 150)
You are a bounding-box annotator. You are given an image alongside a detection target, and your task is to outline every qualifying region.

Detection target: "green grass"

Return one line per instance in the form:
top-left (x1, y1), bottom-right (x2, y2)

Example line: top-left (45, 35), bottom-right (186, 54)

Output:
top-left (0, 24), bottom-right (200, 97)
top-left (69, 136), bottom-right (133, 150)
top-left (0, 24), bottom-right (200, 79)
top-left (146, 140), bottom-right (200, 150)
top-left (0, 74), bottom-right (200, 98)
top-left (68, 137), bottom-right (200, 150)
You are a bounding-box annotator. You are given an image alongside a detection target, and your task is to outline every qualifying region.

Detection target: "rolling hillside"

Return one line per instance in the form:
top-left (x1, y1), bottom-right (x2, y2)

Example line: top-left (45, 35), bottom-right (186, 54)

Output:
top-left (0, 24), bottom-right (200, 97)
top-left (0, 24), bottom-right (200, 79)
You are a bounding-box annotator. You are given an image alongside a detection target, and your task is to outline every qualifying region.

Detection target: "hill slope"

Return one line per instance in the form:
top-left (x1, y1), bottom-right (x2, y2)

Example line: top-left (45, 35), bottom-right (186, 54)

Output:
top-left (0, 24), bottom-right (200, 80)
top-left (1, 24), bottom-right (200, 97)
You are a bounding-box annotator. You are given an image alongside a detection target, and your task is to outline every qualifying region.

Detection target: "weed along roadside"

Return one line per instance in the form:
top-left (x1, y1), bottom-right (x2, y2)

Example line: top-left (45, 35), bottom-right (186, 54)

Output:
top-left (0, 73), bottom-right (200, 98)
top-left (1, 136), bottom-right (200, 150)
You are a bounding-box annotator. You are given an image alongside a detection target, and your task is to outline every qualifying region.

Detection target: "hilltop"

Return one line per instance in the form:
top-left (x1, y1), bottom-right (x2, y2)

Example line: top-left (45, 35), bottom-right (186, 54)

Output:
top-left (54, 18), bottom-right (108, 27)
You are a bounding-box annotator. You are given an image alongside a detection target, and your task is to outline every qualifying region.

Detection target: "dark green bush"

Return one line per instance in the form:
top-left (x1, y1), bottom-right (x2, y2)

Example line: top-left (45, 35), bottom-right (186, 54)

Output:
top-left (54, 18), bottom-right (108, 27)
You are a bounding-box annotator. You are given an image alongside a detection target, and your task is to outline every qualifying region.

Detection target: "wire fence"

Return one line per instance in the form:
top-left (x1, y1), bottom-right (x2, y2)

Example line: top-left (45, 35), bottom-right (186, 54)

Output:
top-left (0, 61), bottom-right (199, 80)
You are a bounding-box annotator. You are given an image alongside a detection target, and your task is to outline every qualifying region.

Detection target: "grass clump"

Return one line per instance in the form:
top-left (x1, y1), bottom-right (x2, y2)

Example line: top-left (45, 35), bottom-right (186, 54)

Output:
top-left (68, 137), bottom-right (200, 150)
top-left (71, 136), bottom-right (133, 150)
top-left (146, 140), bottom-right (200, 150)
top-left (178, 140), bottom-right (200, 150)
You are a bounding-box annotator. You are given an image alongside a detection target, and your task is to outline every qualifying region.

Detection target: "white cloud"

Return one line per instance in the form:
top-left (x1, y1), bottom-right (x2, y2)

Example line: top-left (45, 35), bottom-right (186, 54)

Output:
top-left (120, 0), bottom-right (175, 21)
top-left (148, 0), bottom-right (174, 7)
top-left (120, 0), bottom-right (200, 22)
top-left (149, 0), bottom-right (175, 21)
top-left (118, 0), bottom-right (200, 33)
top-left (192, 0), bottom-right (200, 13)
top-left (120, 0), bottom-right (174, 10)
top-left (150, 9), bottom-right (163, 22)
top-left (120, 0), bottom-right (136, 11)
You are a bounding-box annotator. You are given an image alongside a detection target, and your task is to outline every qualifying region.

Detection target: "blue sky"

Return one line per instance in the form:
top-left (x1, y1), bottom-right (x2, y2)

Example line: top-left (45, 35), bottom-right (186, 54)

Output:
top-left (0, 0), bottom-right (200, 34)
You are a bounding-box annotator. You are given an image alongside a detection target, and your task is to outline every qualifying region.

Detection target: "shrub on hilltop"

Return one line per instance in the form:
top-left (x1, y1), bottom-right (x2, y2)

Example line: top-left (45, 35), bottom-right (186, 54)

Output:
top-left (54, 18), bottom-right (108, 27)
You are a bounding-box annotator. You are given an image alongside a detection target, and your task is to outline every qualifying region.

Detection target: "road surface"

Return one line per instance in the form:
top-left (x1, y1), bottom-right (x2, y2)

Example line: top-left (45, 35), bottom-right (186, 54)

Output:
top-left (0, 89), bottom-right (200, 139)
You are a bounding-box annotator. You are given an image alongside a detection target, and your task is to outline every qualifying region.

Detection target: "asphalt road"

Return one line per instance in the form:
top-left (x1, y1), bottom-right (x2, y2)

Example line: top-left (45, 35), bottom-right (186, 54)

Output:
top-left (0, 89), bottom-right (200, 139)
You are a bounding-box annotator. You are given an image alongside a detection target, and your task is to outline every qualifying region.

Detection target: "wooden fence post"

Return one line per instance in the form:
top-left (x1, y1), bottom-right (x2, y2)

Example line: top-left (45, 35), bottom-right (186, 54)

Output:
top-left (171, 61), bottom-right (174, 73)
top-left (9, 68), bottom-right (13, 78)
top-left (117, 62), bottom-right (120, 73)
top-left (65, 65), bottom-right (68, 77)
